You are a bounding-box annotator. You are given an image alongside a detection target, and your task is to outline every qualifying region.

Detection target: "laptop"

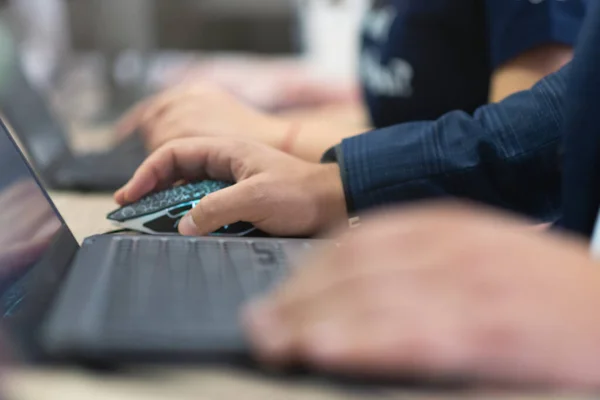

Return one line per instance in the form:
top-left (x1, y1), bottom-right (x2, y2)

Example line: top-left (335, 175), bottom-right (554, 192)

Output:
top-left (0, 21), bottom-right (148, 192)
top-left (0, 116), bottom-right (318, 365)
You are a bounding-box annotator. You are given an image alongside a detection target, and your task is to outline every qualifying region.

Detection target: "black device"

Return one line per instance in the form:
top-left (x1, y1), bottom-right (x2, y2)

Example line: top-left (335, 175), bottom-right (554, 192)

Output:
top-left (0, 25), bottom-right (147, 192)
top-left (0, 116), bottom-right (318, 365)
top-left (107, 181), bottom-right (259, 236)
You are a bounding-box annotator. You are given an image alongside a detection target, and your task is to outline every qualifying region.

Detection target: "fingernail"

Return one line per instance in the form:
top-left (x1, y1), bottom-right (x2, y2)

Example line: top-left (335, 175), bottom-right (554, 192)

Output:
top-left (243, 300), bottom-right (289, 354)
top-left (179, 213), bottom-right (200, 236)
top-left (306, 322), bottom-right (345, 361)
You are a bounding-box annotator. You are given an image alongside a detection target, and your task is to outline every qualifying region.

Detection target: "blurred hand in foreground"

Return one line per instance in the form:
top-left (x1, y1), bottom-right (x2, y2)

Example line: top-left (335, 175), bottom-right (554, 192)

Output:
top-left (243, 203), bottom-right (600, 389)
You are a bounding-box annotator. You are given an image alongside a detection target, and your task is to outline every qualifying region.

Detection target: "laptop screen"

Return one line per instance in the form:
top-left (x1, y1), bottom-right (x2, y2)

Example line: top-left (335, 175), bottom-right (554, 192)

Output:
top-left (0, 117), bottom-right (78, 362)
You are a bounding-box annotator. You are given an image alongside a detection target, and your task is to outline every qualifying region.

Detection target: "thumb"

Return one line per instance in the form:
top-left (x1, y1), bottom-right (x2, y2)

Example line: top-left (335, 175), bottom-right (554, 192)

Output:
top-left (178, 181), bottom-right (264, 236)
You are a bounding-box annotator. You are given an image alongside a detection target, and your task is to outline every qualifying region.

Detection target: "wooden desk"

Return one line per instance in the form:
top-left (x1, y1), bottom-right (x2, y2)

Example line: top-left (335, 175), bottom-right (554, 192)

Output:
top-left (11, 367), bottom-right (590, 400)
top-left (50, 191), bottom-right (117, 242)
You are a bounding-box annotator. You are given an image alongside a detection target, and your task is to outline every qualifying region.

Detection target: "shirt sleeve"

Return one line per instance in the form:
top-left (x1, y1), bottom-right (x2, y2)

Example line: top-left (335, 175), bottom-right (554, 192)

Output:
top-left (335, 64), bottom-right (570, 222)
top-left (486, 0), bottom-right (586, 68)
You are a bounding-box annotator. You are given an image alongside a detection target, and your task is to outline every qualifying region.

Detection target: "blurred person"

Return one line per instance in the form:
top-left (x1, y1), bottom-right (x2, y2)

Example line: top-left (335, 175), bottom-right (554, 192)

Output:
top-left (117, 0), bottom-right (585, 163)
top-left (113, 0), bottom-right (600, 238)
top-left (114, 60), bottom-right (568, 237)
top-left (242, 202), bottom-right (600, 389)
top-left (116, 3), bottom-right (600, 389)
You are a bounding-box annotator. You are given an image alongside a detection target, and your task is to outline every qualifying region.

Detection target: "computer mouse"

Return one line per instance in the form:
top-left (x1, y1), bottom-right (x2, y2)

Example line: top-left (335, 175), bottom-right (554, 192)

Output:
top-left (107, 181), bottom-right (259, 236)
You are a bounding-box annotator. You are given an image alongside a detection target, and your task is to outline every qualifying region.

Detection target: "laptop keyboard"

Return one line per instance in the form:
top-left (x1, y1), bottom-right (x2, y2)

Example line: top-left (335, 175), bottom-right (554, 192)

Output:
top-left (101, 236), bottom-right (315, 335)
top-left (108, 181), bottom-right (231, 222)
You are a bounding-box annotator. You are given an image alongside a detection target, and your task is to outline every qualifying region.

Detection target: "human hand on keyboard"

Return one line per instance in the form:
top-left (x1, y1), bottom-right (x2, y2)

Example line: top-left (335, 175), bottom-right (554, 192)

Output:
top-left (114, 137), bottom-right (347, 237)
top-left (242, 202), bottom-right (600, 388)
top-left (116, 82), bottom-right (291, 152)
top-left (115, 81), bottom-right (359, 164)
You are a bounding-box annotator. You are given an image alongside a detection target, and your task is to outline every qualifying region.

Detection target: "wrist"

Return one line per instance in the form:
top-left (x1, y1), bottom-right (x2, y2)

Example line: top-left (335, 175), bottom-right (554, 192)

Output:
top-left (279, 122), bottom-right (302, 154)
top-left (255, 115), bottom-right (290, 150)
top-left (311, 163), bottom-right (348, 229)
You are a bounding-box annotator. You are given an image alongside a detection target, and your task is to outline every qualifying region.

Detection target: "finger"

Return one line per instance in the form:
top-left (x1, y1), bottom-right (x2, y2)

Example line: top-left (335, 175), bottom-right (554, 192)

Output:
top-left (267, 218), bottom-right (437, 315)
top-left (242, 280), bottom-right (420, 370)
top-left (153, 103), bottom-right (204, 132)
top-left (296, 310), bottom-right (453, 378)
top-left (115, 98), bottom-right (154, 137)
top-left (245, 239), bottom-right (463, 366)
top-left (137, 89), bottom-right (201, 131)
top-left (300, 293), bottom-right (472, 380)
top-left (146, 107), bottom-right (205, 150)
top-left (239, 240), bottom-right (348, 363)
top-left (116, 88), bottom-right (186, 137)
top-left (145, 120), bottom-right (182, 151)
top-left (114, 138), bottom-right (244, 205)
top-left (242, 265), bottom-right (407, 365)
top-left (246, 277), bottom-right (466, 376)
top-left (242, 298), bottom-right (296, 366)
top-left (178, 180), bottom-right (264, 236)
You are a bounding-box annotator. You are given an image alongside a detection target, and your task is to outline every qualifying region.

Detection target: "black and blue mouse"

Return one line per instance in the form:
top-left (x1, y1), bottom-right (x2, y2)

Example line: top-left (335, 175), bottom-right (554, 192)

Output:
top-left (107, 181), bottom-right (260, 236)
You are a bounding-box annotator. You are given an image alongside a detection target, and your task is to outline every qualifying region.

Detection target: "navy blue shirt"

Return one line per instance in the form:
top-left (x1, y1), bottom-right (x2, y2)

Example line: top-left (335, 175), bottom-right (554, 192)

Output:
top-left (333, 66), bottom-right (569, 222)
top-left (557, 0), bottom-right (600, 237)
top-left (360, 0), bottom-right (586, 128)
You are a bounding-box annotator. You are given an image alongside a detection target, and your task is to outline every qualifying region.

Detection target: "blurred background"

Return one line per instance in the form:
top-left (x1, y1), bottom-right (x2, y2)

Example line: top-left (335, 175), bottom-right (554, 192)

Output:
top-left (0, 0), bottom-right (367, 128)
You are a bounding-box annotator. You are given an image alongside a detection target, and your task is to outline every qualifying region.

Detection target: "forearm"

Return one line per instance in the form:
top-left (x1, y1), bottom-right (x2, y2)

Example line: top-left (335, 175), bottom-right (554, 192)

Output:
top-left (337, 63), bottom-right (570, 222)
top-left (281, 104), bottom-right (371, 162)
top-left (489, 43), bottom-right (573, 103)
top-left (292, 122), bottom-right (365, 163)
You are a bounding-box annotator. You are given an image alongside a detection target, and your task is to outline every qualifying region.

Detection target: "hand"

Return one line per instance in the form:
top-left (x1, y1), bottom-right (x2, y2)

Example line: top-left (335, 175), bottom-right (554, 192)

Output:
top-left (243, 202), bottom-right (600, 389)
top-left (158, 55), bottom-right (359, 111)
top-left (0, 180), bottom-right (61, 277)
top-left (116, 81), bottom-right (361, 163)
top-left (114, 137), bottom-right (347, 237)
top-left (117, 82), bottom-right (291, 152)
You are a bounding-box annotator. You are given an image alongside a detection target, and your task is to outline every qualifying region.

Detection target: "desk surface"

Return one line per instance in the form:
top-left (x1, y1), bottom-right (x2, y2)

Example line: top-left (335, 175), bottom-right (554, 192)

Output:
top-left (2, 110), bottom-right (594, 399)
top-left (10, 367), bottom-right (596, 400)
top-left (50, 191), bottom-right (117, 242)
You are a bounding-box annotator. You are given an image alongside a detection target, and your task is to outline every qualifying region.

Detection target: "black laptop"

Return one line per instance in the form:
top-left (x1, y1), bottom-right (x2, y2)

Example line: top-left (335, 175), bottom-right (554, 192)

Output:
top-left (0, 24), bottom-right (147, 192)
top-left (0, 116), bottom-right (317, 365)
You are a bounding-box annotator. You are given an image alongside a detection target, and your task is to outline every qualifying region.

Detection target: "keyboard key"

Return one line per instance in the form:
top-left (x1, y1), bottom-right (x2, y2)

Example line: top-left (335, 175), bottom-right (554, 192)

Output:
top-left (103, 237), bottom-right (315, 336)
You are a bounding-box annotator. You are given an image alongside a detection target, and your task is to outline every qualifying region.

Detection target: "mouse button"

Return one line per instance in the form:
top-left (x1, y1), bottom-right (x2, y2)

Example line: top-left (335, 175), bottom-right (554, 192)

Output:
top-left (190, 180), bottom-right (231, 196)
top-left (107, 206), bottom-right (137, 222)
